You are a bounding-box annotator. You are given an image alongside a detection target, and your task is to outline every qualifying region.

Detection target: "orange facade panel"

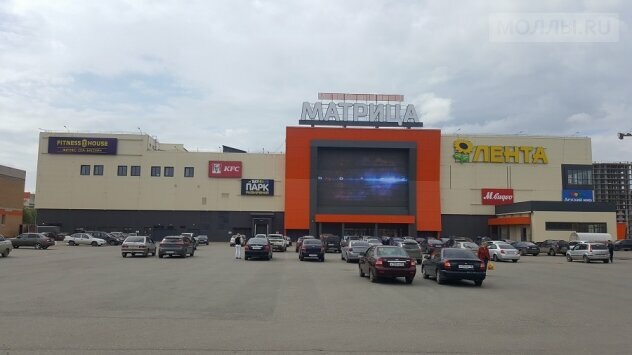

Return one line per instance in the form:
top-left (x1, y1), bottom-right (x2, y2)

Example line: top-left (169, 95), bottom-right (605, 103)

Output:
top-left (617, 223), bottom-right (627, 240)
top-left (488, 216), bottom-right (531, 226)
top-left (285, 126), bottom-right (442, 232)
top-left (315, 214), bottom-right (415, 224)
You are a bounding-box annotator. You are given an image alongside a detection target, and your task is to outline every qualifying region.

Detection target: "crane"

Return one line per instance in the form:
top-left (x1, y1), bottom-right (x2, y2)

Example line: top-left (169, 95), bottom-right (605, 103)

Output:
top-left (617, 132), bottom-right (631, 140)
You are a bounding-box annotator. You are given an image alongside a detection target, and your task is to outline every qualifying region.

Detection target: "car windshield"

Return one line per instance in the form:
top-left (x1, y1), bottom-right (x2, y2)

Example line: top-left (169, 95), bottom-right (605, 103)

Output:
top-left (248, 239), bottom-right (267, 245)
top-left (402, 243), bottom-right (419, 249)
top-left (521, 242), bottom-right (536, 246)
top-left (162, 237), bottom-right (182, 243)
top-left (268, 236), bottom-right (283, 240)
top-left (498, 244), bottom-right (515, 249)
top-left (367, 239), bottom-right (381, 243)
top-left (376, 247), bottom-right (408, 257)
top-left (125, 236), bottom-right (144, 243)
top-left (325, 236), bottom-right (340, 242)
top-left (591, 244), bottom-right (607, 250)
top-left (443, 248), bottom-right (477, 259)
top-left (429, 240), bottom-right (443, 245)
top-left (350, 241), bottom-right (369, 247)
top-left (303, 239), bottom-right (321, 245)
top-left (463, 242), bottom-right (478, 248)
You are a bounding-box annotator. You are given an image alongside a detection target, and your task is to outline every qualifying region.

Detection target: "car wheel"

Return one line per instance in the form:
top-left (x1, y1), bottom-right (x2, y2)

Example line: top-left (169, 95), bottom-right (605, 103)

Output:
top-left (1, 249), bottom-right (8, 257)
top-left (492, 254), bottom-right (498, 261)
top-left (603, 259), bottom-right (609, 263)
top-left (68, 241), bottom-right (75, 246)
top-left (583, 255), bottom-right (590, 263)
top-left (122, 253), bottom-right (127, 257)
top-left (421, 266), bottom-right (430, 279)
top-left (534, 253), bottom-right (539, 256)
top-left (369, 269), bottom-right (378, 283)
top-left (520, 250), bottom-right (525, 256)
top-left (158, 254), bottom-right (163, 258)
top-left (512, 259), bottom-right (518, 263)
top-left (405, 277), bottom-right (414, 284)
top-left (143, 251), bottom-right (149, 257)
top-left (319, 256), bottom-right (324, 262)
top-left (436, 270), bottom-right (445, 284)
top-left (566, 255), bottom-right (572, 262)
top-left (359, 266), bottom-right (365, 277)
top-left (91, 241), bottom-right (97, 247)
top-left (34, 243), bottom-right (42, 250)
top-left (548, 249), bottom-right (555, 256)
top-left (151, 251), bottom-right (156, 256)
top-left (474, 280), bottom-right (483, 287)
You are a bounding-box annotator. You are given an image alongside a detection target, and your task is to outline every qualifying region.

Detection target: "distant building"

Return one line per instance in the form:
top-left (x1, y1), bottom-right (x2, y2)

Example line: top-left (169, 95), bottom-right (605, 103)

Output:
top-left (593, 162), bottom-right (632, 238)
top-left (0, 165), bottom-right (26, 237)
top-left (24, 192), bottom-right (35, 208)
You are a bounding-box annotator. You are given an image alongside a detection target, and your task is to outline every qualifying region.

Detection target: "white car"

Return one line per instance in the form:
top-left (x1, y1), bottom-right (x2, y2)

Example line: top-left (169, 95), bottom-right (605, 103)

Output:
top-left (0, 235), bottom-right (13, 257)
top-left (487, 243), bottom-right (520, 262)
top-left (566, 242), bottom-right (610, 263)
top-left (456, 241), bottom-right (479, 253)
top-left (67, 233), bottom-right (106, 246)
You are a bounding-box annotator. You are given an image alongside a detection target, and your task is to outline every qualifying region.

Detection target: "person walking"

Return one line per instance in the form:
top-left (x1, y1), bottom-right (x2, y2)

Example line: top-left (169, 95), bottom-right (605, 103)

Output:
top-left (478, 243), bottom-right (491, 269)
top-left (234, 233), bottom-right (242, 259)
top-left (607, 240), bottom-right (614, 263)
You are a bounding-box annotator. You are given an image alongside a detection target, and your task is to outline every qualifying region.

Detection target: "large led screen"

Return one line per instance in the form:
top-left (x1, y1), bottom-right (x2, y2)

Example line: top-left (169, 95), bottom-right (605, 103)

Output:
top-left (316, 147), bottom-right (409, 212)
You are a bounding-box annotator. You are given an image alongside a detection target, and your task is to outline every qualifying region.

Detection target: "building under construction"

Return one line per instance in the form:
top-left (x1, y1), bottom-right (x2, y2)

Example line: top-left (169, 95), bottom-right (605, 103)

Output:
top-left (593, 162), bottom-right (632, 238)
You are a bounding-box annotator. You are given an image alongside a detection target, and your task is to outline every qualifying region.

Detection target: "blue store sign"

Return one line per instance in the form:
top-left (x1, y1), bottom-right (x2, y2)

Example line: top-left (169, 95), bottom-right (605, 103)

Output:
top-left (562, 189), bottom-right (593, 202)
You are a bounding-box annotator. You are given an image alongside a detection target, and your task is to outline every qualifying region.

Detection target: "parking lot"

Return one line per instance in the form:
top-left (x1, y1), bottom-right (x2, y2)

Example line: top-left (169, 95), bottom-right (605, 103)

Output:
top-left (1, 243), bottom-right (631, 354)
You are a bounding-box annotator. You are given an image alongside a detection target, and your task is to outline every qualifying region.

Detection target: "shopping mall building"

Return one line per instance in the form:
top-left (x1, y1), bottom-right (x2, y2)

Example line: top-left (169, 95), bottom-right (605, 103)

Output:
top-left (34, 95), bottom-right (624, 241)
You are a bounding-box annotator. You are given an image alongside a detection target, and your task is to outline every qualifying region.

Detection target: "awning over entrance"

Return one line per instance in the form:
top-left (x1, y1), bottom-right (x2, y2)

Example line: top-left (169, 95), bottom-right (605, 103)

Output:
top-left (315, 214), bottom-right (415, 224)
top-left (488, 216), bottom-right (531, 226)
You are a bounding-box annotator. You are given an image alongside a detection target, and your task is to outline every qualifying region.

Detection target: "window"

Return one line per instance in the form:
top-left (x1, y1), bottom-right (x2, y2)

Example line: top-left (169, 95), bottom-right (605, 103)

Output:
top-left (1, 214), bottom-right (5, 225)
top-left (545, 222), bottom-right (607, 233)
top-left (117, 166), bottom-right (127, 176)
top-left (151, 166), bottom-right (161, 177)
top-left (184, 167), bottom-right (194, 177)
top-left (131, 166), bottom-right (141, 176)
top-left (164, 166), bottom-right (174, 177)
top-left (94, 165), bottom-right (104, 176)
top-left (80, 165), bottom-right (90, 175)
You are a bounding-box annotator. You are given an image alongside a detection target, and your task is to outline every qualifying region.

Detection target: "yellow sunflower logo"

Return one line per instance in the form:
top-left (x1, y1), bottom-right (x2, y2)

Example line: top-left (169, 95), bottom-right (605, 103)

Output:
top-left (453, 139), bottom-right (473, 154)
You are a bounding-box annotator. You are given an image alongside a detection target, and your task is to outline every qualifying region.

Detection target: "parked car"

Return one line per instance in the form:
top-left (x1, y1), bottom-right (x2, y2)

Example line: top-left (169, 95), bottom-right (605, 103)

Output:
top-left (245, 237), bottom-right (273, 260)
top-left (85, 231), bottom-right (121, 245)
top-left (420, 238), bottom-right (444, 254)
top-left (358, 246), bottom-right (416, 284)
top-left (614, 239), bottom-right (632, 251)
top-left (299, 239), bottom-right (325, 262)
top-left (421, 248), bottom-right (486, 286)
top-left (341, 240), bottom-right (370, 263)
top-left (322, 235), bottom-right (341, 253)
top-left (538, 239), bottom-right (569, 256)
top-left (389, 237), bottom-right (404, 246)
top-left (66, 233), bottom-right (106, 247)
top-left (0, 235), bottom-right (13, 257)
top-left (121, 236), bottom-right (156, 257)
top-left (284, 236), bottom-right (292, 247)
top-left (11, 233), bottom-right (55, 249)
top-left (181, 233), bottom-right (198, 249)
top-left (295, 235), bottom-right (316, 252)
top-left (513, 242), bottom-right (540, 256)
top-left (487, 243), bottom-right (520, 262)
top-left (195, 235), bottom-right (209, 245)
top-left (366, 238), bottom-right (383, 247)
top-left (340, 235), bottom-right (361, 248)
top-left (455, 241), bottom-right (479, 253)
top-left (397, 240), bottom-right (423, 262)
top-left (566, 242), bottom-right (610, 263)
top-left (267, 234), bottom-right (287, 252)
top-left (159, 235), bottom-right (195, 258)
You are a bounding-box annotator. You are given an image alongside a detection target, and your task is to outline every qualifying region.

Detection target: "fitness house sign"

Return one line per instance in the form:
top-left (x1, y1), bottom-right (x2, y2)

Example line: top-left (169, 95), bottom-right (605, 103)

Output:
top-left (48, 137), bottom-right (118, 155)
top-left (452, 139), bottom-right (548, 164)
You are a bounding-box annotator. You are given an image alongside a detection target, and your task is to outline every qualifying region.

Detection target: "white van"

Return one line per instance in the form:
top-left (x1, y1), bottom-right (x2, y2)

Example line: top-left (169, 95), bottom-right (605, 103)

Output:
top-left (569, 232), bottom-right (612, 244)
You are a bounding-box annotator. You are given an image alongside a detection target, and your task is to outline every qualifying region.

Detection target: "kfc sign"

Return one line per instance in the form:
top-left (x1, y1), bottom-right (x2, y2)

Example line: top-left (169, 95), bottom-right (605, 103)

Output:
top-left (208, 161), bottom-right (242, 178)
top-left (482, 189), bottom-right (514, 205)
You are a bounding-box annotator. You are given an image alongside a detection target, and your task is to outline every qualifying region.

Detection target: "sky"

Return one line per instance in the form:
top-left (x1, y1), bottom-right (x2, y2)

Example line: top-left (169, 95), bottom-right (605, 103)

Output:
top-left (1, 0), bottom-right (631, 192)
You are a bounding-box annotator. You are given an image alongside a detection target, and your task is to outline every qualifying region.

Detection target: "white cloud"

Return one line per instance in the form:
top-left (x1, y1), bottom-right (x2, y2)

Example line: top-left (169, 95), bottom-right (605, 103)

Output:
top-left (566, 113), bottom-right (592, 124)
top-left (414, 93), bottom-right (453, 125)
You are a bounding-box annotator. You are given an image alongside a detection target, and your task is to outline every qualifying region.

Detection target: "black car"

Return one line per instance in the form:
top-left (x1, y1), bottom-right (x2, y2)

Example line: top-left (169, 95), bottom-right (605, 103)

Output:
top-left (358, 246), bottom-right (416, 284)
top-left (614, 239), bottom-right (632, 251)
top-left (538, 239), bottom-right (569, 256)
top-left (158, 235), bottom-right (195, 258)
top-left (86, 231), bottom-right (121, 245)
top-left (245, 237), bottom-right (273, 260)
top-left (11, 233), bottom-right (55, 249)
top-left (513, 242), bottom-right (540, 256)
top-left (322, 235), bottom-right (341, 253)
top-left (421, 248), bottom-right (486, 286)
top-left (420, 238), bottom-right (444, 254)
top-left (299, 239), bottom-right (325, 262)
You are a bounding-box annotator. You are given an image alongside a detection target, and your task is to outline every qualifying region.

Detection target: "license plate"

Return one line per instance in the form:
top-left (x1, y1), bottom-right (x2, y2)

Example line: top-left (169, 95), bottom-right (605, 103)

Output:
top-left (458, 264), bottom-right (474, 269)
top-left (390, 262), bottom-right (404, 267)
top-left (252, 247), bottom-right (261, 250)
top-left (309, 254), bottom-right (317, 257)
top-left (166, 251), bottom-right (174, 254)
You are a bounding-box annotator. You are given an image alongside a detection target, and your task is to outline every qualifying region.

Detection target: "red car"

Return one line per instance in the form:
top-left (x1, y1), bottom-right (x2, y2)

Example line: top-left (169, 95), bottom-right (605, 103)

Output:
top-left (358, 246), bottom-right (417, 284)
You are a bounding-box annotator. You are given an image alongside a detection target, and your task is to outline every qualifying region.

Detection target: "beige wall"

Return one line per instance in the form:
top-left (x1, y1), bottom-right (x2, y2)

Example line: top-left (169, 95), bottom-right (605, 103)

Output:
top-left (531, 211), bottom-right (616, 243)
top-left (441, 135), bottom-right (592, 215)
top-left (36, 133), bottom-right (285, 212)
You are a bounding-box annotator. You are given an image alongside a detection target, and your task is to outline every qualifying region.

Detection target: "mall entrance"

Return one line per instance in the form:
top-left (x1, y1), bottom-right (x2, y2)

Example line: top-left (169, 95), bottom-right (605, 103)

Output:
top-left (318, 222), bottom-right (410, 238)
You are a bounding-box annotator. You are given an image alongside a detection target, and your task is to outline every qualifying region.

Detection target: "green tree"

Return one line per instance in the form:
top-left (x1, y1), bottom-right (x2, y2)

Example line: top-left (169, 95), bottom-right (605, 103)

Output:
top-left (23, 208), bottom-right (37, 225)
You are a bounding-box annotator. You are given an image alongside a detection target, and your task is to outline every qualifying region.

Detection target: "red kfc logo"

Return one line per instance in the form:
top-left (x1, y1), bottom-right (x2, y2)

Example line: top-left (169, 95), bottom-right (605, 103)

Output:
top-left (208, 161), bottom-right (242, 178)
top-left (481, 188), bottom-right (514, 205)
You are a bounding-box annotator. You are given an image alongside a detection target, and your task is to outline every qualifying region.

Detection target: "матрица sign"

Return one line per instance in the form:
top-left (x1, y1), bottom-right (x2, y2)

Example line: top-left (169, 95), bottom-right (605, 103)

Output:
top-left (299, 93), bottom-right (422, 128)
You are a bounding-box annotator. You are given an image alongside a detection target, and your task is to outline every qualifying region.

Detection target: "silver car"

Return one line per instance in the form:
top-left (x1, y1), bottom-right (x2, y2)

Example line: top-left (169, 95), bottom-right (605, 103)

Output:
top-left (488, 243), bottom-right (520, 263)
top-left (566, 242), bottom-right (610, 263)
top-left (341, 240), bottom-right (370, 263)
top-left (366, 238), bottom-right (382, 247)
top-left (121, 236), bottom-right (156, 257)
top-left (456, 241), bottom-right (479, 253)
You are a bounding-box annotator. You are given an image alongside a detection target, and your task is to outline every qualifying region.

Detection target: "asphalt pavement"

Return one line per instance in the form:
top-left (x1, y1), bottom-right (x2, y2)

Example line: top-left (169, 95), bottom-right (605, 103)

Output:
top-left (1, 242), bottom-right (631, 354)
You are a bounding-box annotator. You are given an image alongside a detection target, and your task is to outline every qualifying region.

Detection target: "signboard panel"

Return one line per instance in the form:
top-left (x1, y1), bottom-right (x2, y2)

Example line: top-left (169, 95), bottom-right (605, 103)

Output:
top-left (241, 179), bottom-right (274, 196)
top-left (482, 188), bottom-right (514, 205)
top-left (562, 189), bottom-right (594, 202)
top-left (208, 161), bottom-right (242, 178)
top-left (48, 137), bottom-right (118, 155)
